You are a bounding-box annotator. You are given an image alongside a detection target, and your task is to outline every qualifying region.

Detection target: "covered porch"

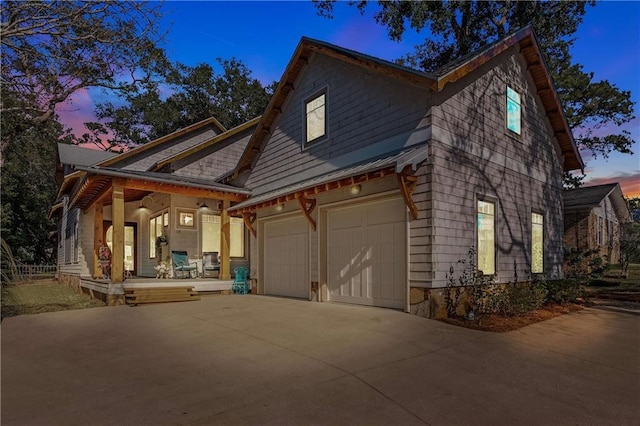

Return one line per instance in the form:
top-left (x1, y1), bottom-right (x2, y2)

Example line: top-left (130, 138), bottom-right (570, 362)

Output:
top-left (64, 166), bottom-right (252, 304)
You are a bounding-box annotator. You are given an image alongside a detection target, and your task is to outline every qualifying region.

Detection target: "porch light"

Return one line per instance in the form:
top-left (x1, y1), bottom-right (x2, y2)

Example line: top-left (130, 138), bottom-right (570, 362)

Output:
top-left (350, 185), bottom-right (361, 195)
top-left (199, 202), bottom-right (209, 210)
top-left (275, 204), bottom-right (284, 212)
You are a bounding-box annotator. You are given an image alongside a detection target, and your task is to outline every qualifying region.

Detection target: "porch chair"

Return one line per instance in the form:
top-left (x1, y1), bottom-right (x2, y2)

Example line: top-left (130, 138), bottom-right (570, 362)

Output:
top-left (202, 251), bottom-right (220, 278)
top-left (231, 266), bottom-right (250, 294)
top-left (171, 250), bottom-right (198, 279)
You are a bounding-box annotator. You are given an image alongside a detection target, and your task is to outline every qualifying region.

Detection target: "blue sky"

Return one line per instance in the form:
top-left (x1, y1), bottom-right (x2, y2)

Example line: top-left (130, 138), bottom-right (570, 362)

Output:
top-left (60, 0), bottom-right (640, 196)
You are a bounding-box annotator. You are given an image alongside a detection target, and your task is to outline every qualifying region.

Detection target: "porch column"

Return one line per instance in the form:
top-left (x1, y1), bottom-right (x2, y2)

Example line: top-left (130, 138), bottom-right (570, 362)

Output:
top-left (92, 200), bottom-right (103, 279)
top-left (220, 199), bottom-right (231, 280)
top-left (111, 180), bottom-right (125, 283)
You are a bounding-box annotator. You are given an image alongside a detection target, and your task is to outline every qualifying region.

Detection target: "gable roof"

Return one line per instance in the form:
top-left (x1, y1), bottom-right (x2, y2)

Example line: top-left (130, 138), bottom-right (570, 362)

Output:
top-left (57, 143), bottom-right (118, 168)
top-left (96, 116), bottom-right (226, 169)
top-left (149, 116), bottom-right (260, 173)
top-left (564, 183), bottom-right (631, 222)
top-left (232, 26), bottom-right (583, 180)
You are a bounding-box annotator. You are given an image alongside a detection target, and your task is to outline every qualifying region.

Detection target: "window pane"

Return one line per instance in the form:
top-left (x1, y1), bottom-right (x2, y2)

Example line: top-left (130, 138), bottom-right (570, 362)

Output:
top-left (163, 212), bottom-right (169, 227)
top-left (149, 217), bottom-right (157, 258)
top-left (202, 214), bottom-right (220, 253)
top-left (306, 93), bottom-right (325, 142)
top-left (477, 200), bottom-right (495, 275)
top-left (532, 213), bottom-right (543, 274)
top-left (230, 217), bottom-right (245, 258)
top-left (506, 87), bottom-right (521, 135)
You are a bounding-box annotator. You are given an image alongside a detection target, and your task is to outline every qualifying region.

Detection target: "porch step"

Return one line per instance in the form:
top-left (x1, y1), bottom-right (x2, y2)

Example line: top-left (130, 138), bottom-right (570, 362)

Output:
top-left (124, 286), bottom-right (200, 306)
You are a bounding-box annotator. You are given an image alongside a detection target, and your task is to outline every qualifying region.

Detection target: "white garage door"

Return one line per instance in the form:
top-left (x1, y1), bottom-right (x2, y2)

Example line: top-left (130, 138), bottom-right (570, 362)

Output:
top-left (328, 198), bottom-right (406, 309)
top-left (263, 215), bottom-right (309, 298)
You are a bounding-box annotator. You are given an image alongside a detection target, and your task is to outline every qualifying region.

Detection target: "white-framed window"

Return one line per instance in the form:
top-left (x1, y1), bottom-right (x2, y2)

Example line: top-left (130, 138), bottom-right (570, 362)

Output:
top-left (531, 212), bottom-right (544, 274)
top-left (506, 86), bottom-right (521, 135)
top-left (305, 91), bottom-right (326, 145)
top-left (177, 209), bottom-right (195, 228)
top-left (477, 200), bottom-right (496, 275)
top-left (201, 214), bottom-right (245, 258)
top-left (149, 211), bottom-right (168, 259)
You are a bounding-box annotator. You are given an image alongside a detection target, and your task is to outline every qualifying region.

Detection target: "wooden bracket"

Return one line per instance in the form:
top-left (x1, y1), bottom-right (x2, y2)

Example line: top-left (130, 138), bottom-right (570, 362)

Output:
top-left (397, 170), bottom-right (418, 220)
top-left (242, 212), bottom-right (257, 238)
top-left (297, 196), bottom-right (317, 231)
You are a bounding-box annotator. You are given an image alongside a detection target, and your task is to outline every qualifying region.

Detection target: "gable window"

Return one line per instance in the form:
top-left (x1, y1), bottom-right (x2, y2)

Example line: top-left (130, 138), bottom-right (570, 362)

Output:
top-left (305, 92), bottom-right (326, 144)
top-left (477, 200), bottom-right (496, 275)
top-left (506, 86), bottom-right (521, 135)
top-left (531, 212), bottom-right (544, 274)
top-left (201, 214), bottom-right (245, 258)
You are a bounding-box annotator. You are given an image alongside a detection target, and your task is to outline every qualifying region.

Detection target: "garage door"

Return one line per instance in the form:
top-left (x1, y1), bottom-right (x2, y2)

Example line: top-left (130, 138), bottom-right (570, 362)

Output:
top-left (328, 198), bottom-right (406, 309)
top-left (263, 215), bottom-right (309, 298)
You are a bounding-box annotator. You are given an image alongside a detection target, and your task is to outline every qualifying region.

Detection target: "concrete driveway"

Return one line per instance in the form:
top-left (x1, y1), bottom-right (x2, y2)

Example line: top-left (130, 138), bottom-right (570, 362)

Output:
top-left (2, 295), bottom-right (639, 425)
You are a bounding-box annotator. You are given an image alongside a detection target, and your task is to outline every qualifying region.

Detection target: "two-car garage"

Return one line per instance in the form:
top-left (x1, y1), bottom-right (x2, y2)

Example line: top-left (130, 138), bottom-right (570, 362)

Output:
top-left (261, 197), bottom-right (407, 310)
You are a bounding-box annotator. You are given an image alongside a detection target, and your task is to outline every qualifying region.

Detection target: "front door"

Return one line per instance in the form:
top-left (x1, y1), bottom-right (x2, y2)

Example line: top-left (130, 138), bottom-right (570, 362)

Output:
top-left (104, 221), bottom-right (137, 276)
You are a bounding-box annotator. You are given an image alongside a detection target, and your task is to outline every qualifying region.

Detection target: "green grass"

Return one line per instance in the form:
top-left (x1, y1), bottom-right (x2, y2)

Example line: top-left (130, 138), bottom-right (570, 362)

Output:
top-left (586, 264), bottom-right (640, 295)
top-left (1, 281), bottom-right (105, 319)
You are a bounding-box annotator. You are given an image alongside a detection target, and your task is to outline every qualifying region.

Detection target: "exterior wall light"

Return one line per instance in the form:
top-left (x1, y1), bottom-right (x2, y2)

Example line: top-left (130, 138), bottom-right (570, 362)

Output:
top-left (350, 185), bottom-right (361, 195)
top-left (275, 204), bottom-right (284, 212)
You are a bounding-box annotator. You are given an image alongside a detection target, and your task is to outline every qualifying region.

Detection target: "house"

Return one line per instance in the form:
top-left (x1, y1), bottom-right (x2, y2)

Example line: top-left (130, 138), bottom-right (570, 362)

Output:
top-left (563, 183), bottom-right (631, 268)
top-left (226, 26), bottom-right (583, 318)
top-left (51, 116), bottom-right (258, 304)
top-left (52, 26), bottom-right (584, 317)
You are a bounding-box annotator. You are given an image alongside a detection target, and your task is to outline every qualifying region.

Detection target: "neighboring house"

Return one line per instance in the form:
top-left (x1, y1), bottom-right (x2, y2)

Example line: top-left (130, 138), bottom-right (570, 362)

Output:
top-left (227, 26), bottom-right (583, 318)
top-left (564, 183), bottom-right (631, 267)
top-left (51, 116), bottom-right (258, 304)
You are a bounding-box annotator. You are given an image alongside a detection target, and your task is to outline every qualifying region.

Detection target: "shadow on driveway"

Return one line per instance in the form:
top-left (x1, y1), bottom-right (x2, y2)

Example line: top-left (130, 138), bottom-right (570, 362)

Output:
top-left (2, 295), bottom-right (639, 425)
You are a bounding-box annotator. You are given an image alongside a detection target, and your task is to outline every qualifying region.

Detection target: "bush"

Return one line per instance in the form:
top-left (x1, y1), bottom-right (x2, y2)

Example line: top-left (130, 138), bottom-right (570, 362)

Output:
top-left (543, 279), bottom-right (584, 305)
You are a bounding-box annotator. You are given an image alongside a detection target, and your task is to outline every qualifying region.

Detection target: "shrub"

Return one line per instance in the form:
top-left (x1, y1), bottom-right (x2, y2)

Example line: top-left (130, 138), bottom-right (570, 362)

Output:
top-left (543, 279), bottom-right (584, 305)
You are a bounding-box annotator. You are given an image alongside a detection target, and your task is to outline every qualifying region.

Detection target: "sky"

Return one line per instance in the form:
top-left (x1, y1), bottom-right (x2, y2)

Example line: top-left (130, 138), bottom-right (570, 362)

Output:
top-left (57, 0), bottom-right (640, 197)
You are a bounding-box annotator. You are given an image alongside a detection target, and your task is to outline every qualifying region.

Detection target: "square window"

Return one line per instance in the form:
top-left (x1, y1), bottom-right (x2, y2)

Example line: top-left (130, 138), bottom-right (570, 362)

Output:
top-left (178, 210), bottom-right (195, 228)
top-left (506, 86), bottom-right (521, 135)
top-left (305, 92), bottom-right (326, 144)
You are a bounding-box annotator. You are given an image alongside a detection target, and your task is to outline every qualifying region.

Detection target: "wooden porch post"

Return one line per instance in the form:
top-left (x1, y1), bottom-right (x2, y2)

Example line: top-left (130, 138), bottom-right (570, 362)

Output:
top-left (111, 180), bottom-right (125, 283)
top-left (220, 199), bottom-right (231, 280)
top-left (93, 200), bottom-right (103, 279)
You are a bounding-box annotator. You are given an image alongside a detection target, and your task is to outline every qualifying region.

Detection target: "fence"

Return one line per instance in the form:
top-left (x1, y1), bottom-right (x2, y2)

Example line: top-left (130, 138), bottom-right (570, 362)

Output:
top-left (10, 264), bottom-right (58, 283)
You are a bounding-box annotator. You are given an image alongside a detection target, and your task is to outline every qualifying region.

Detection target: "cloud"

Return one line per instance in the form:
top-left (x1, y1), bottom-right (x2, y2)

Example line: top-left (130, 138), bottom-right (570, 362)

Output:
top-left (585, 171), bottom-right (640, 198)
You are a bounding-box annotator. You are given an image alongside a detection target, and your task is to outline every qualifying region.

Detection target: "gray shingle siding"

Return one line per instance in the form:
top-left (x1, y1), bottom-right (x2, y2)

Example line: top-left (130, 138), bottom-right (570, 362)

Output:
top-left (246, 53), bottom-right (432, 190)
top-left (428, 48), bottom-right (564, 286)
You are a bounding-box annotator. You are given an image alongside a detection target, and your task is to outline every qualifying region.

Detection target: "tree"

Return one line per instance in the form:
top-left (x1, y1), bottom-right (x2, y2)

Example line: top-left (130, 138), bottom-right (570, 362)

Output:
top-left (1, 0), bottom-right (164, 261)
top-left (87, 58), bottom-right (276, 147)
top-left (314, 1), bottom-right (635, 163)
top-left (0, 0), bottom-right (164, 149)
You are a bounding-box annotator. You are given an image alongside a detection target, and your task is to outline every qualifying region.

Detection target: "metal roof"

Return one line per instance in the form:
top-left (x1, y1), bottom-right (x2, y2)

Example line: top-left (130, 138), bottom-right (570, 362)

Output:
top-left (230, 144), bottom-right (427, 211)
top-left (75, 166), bottom-right (252, 195)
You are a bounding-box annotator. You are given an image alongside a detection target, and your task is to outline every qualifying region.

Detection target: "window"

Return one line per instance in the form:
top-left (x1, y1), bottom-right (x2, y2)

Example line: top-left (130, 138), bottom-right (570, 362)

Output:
top-left (201, 214), bottom-right (245, 258)
top-left (305, 92), bottom-right (326, 144)
top-left (178, 210), bottom-right (195, 228)
top-left (506, 86), bottom-right (521, 135)
top-left (597, 217), bottom-right (603, 246)
top-left (531, 212), bottom-right (544, 274)
top-left (149, 212), bottom-right (167, 259)
top-left (477, 200), bottom-right (496, 275)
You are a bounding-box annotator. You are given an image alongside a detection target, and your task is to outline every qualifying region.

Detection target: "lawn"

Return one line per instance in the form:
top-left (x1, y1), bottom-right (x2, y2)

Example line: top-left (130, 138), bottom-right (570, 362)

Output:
top-left (1, 281), bottom-right (106, 319)
top-left (585, 263), bottom-right (640, 302)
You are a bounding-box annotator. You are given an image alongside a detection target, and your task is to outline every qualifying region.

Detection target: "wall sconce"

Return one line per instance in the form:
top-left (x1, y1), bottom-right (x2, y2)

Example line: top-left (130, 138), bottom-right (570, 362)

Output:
top-left (139, 194), bottom-right (154, 209)
top-left (350, 185), bottom-right (361, 195)
top-left (275, 204), bottom-right (284, 212)
top-left (197, 200), bottom-right (209, 210)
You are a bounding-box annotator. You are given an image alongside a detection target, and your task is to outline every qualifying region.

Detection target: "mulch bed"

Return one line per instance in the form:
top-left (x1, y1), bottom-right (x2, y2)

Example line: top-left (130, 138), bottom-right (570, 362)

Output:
top-left (438, 303), bottom-right (584, 332)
